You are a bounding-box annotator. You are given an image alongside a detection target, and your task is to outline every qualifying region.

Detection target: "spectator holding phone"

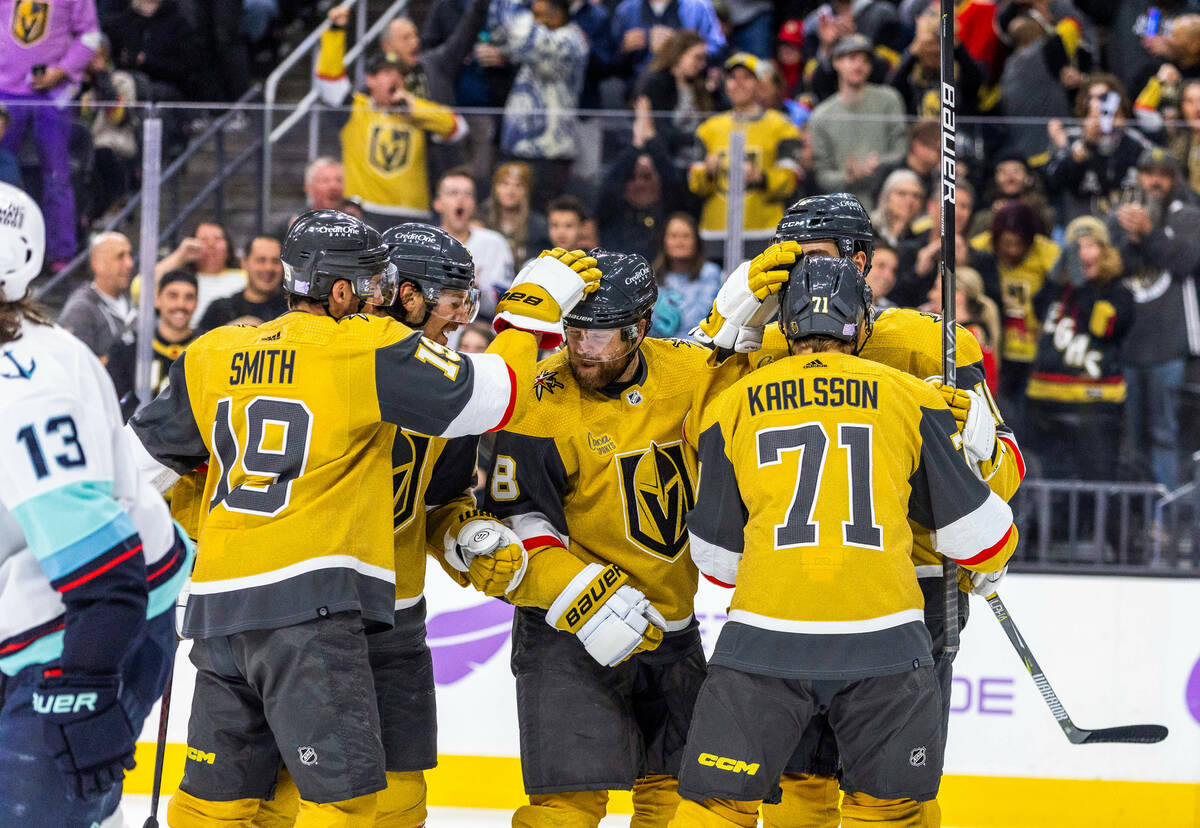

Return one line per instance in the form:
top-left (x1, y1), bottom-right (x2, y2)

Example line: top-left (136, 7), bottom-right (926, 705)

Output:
top-left (0, 0), bottom-right (101, 270)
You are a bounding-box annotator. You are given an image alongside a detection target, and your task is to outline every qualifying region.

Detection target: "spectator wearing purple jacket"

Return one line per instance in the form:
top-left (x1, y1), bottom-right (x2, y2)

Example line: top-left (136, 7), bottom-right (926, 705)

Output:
top-left (0, 0), bottom-right (101, 269)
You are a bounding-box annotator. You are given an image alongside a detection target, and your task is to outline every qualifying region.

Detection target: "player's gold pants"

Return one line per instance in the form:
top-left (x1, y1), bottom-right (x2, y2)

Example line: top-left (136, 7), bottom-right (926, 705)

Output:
top-left (668, 792), bottom-right (934, 827)
top-left (243, 769), bottom-right (427, 828)
top-left (512, 774), bottom-right (681, 827)
top-left (168, 787), bottom-right (375, 828)
top-left (762, 773), bottom-right (841, 828)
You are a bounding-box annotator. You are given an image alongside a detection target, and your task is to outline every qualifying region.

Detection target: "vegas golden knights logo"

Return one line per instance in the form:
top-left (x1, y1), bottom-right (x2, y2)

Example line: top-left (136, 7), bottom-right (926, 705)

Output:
top-left (12, 1), bottom-right (49, 45)
top-left (616, 441), bottom-right (695, 561)
top-left (369, 125), bottom-right (411, 174)
top-left (391, 432), bottom-right (431, 530)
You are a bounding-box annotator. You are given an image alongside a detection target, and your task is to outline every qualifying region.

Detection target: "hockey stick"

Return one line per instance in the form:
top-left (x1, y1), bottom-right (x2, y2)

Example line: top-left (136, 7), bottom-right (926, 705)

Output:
top-left (142, 672), bottom-right (174, 828)
top-left (939, 0), bottom-right (960, 656)
top-left (985, 592), bottom-right (1168, 744)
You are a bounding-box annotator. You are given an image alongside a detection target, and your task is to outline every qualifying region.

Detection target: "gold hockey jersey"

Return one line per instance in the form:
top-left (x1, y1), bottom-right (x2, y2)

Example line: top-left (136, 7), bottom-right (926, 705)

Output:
top-left (316, 29), bottom-right (464, 218)
top-left (129, 312), bottom-right (528, 638)
top-left (689, 352), bottom-right (1017, 680)
top-left (484, 337), bottom-right (743, 626)
top-left (689, 110), bottom-right (802, 241)
top-left (755, 307), bottom-right (1026, 584)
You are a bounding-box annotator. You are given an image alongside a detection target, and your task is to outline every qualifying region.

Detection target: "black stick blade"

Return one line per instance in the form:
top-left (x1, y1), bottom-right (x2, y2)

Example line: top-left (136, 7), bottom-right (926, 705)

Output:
top-left (1073, 724), bottom-right (1169, 744)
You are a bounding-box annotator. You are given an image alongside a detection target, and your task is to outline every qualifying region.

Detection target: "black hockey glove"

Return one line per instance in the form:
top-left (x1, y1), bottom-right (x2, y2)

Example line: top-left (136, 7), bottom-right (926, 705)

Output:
top-left (34, 673), bottom-right (137, 800)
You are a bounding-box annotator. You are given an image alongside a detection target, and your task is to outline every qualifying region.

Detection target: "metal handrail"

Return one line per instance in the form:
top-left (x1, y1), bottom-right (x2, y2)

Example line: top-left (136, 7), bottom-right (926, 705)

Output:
top-left (34, 84), bottom-right (263, 301)
top-left (260, 0), bottom-right (409, 229)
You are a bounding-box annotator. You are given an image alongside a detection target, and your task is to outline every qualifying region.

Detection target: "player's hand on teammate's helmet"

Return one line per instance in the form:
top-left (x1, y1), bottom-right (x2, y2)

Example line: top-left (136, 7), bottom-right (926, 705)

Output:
top-left (538, 248), bottom-right (602, 294)
top-left (547, 563), bottom-right (667, 667)
top-left (443, 510), bottom-right (528, 596)
top-left (927, 379), bottom-right (997, 467)
top-left (692, 255), bottom-right (788, 353)
top-left (747, 240), bottom-right (803, 300)
top-left (493, 249), bottom-right (602, 348)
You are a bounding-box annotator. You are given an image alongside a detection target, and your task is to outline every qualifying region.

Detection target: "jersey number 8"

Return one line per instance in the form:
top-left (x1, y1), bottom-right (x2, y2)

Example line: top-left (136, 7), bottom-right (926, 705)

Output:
top-left (210, 396), bottom-right (313, 517)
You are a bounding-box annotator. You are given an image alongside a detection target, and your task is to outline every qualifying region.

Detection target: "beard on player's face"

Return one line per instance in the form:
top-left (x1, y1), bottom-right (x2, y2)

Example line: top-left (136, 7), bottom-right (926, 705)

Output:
top-left (568, 347), bottom-right (637, 390)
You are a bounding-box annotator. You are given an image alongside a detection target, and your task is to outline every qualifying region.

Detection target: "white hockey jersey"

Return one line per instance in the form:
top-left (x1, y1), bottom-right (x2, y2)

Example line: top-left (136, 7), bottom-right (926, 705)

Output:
top-left (0, 322), bottom-right (192, 676)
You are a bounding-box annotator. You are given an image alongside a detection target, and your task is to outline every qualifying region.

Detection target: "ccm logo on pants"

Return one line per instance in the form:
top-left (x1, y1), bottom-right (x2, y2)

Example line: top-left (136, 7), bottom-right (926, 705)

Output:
top-left (698, 753), bottom-right (759, 775)
top-left (187, 747), bottom-right (216, 764)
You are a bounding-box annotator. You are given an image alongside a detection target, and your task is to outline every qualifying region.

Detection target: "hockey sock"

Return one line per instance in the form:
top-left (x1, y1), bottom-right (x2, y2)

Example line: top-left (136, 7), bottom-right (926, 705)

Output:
top-left (375, 771), bottom-right (427, 828)
top-left (762, 773), bottom-right (841, 828)
top-left (168, 789), bottom-right (263, 827)
top-left (631, 773), bottom-right (682, 827)
top-left (512, 790), bottom-right (608, 827)
top-left (667, 797), bottom-right (759, 828)
top-left (842, 791), bottom-right (929, 827)
top-left (294, 791), bottom-right (377, 828)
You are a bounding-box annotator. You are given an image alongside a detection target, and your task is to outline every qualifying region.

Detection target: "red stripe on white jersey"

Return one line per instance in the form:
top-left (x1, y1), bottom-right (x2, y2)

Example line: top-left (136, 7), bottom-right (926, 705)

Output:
top-left (999, 435), bottom-right (1025, 480)
top-left (957, 523), bottom-right (1014, 567)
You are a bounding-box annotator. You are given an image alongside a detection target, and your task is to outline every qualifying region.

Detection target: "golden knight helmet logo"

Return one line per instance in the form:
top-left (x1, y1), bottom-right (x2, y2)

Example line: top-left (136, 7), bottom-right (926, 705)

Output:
top-left (12, 1), bottom-right (49, 45)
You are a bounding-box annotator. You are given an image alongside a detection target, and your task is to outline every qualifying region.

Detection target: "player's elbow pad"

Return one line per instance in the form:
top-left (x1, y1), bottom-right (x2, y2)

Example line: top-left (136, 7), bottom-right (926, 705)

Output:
top-left (933, 491), bottom-right (1016, 571)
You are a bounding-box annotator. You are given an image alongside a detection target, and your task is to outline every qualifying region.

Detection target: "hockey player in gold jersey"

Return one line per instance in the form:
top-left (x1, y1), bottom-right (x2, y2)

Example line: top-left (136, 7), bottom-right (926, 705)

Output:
top-left (244, 222), bottom-right (525, 828)
top-left (126, 210), bottom-right (600, 828)
top-left (480, 250), bottom-right (750, 828)
top-left (670, 257), bottom-right (1017, 828)
top-left (692, 193), bottom-right (1026, 828)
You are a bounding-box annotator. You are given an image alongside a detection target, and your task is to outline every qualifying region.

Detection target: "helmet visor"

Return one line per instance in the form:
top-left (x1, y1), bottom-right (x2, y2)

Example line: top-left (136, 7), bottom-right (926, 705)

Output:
top-left (428, 286), bottom-right (480, 324)
top-left (354, 262), bottom-right (400, 307)
top-left (565, 325), bottom-right (640, 363)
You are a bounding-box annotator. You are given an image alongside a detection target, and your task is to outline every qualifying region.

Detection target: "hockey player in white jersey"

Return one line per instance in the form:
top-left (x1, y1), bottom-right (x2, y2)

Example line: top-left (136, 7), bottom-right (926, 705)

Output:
top-left (0, 183), bottom-right (193, 826)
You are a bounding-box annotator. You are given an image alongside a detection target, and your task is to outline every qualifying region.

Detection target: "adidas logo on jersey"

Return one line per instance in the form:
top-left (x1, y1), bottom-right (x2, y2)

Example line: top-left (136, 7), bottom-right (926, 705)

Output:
top-left (803, 359), bottom-right (827, 369)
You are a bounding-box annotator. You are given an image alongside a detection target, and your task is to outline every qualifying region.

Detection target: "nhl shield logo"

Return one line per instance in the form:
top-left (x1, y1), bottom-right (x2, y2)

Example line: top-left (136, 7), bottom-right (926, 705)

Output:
top-left (392, 432), bottom-right (431, 530)
top-left (298, 746), bottom-right (318, 766)
top-left (616, 441), bottom-right (696, 561)
top-left (12, 1), bottom-right (49, 45)
top-left (909, 746), bottom-right (926, 768)
top-left (368, 125), bottom-right (411, 174)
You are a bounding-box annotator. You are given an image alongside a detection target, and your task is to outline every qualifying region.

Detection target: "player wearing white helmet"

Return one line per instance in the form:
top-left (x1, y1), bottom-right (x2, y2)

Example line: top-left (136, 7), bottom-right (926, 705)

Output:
top-left (0, 182), bottom-right (193, 826)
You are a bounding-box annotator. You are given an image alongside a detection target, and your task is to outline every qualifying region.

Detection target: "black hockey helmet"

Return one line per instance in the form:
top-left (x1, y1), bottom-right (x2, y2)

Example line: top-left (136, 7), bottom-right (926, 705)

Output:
top-left (381, 222), bottom-right (479, 323)
top-left (778, 256), bottom-right (871, 345)
top-left (282, 209), bottom-right (397, 306)
top-left (776, 193), bottom-right (875, 274)
top-left (563, 249), bottom-right (657, 329)
top-left (563, 249), bottom-right (656, 362)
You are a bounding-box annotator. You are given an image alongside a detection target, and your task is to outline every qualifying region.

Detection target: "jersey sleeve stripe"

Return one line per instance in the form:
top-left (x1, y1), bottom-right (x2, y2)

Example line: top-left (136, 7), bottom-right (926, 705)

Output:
top-left (441, 352), bottom-right (515, 437)
top-left (935, 490), bottom-right (1014, 564)
top-left (702, 572), bottom-right (735, 589)
top-left (12, 480), bottom-right (138, 581)
top-left (956, 523), bottom-right (1015, 567)
top-left (53, 540), bottom-right (143, 593)
top-left (999, 435), bottom-right (1026, 480)
top-left (522, 534), bottom-right (567, 551)
top-left (690, 533), bottom-right (742, 587)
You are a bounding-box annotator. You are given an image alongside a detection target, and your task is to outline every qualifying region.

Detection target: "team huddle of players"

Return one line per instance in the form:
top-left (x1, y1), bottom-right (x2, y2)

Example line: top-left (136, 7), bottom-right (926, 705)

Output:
top-left (1, 182), bottom-right (1022, 827)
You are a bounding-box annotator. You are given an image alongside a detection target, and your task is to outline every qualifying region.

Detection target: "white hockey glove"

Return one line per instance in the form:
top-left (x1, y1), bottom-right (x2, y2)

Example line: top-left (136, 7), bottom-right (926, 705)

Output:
top-left (444, 510), bottom-right (528, 597)
top-left (691, 241), bottom-right (801, 352)
top-left (493, 249), bottom-right (602, 349)
top-left (970, 566), bottom-right (1006, 598)
top-left (546, 563), bottom-right (667, 667)
top-left (927, 379), bottom-right (996, 471)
